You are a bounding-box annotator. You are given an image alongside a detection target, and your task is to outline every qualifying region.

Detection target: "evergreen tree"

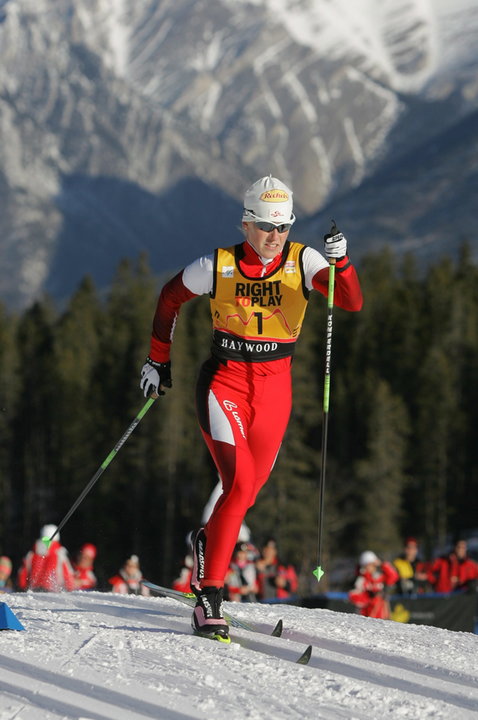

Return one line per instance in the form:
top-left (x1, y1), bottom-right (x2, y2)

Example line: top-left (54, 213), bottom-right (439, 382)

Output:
top-left (50, 276), bottom-right (104, 558)
top-left (449, 244), bottom-right (478, 533)
top-left (355, 377), bottom-right (409, 555)
top-left (5, 247), bottom-right (478, 590)
top-left (12, 299), bottom-right (58, 552)
top-left (91, 256), bottom-right (160, 580)
top-left (0, 303), bottom-right (17, 551)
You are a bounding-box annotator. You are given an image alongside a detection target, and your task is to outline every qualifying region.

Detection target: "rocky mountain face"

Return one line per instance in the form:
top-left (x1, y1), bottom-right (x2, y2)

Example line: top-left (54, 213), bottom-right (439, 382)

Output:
top-left (0, 0), bottom-right (477, 308)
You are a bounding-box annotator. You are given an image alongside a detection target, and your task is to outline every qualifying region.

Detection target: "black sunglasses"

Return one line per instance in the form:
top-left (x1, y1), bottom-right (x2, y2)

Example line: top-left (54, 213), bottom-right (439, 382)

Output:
top-left (254, 221), bottom-right (292, 234)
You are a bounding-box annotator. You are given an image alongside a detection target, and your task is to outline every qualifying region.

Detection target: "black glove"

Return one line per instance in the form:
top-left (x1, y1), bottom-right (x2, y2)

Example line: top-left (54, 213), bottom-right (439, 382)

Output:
top-left (140, 357), bottom-right (172, 397)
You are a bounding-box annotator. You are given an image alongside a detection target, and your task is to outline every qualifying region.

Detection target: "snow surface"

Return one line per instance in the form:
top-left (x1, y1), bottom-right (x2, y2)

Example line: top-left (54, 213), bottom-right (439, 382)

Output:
top-left (1, 591), bottom-right (478, 719)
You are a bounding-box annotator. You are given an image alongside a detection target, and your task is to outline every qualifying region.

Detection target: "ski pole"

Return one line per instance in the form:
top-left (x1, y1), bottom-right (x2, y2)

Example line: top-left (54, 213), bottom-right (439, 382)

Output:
top-left (313, 221), bottom-right (338, 583)
top-left (43, 394), bottom-right (158, 548)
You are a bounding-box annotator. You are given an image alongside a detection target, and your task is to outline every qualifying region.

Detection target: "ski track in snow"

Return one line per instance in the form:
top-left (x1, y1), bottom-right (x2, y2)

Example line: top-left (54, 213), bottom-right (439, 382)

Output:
top-left (0, 592), bottom-right (477, 719)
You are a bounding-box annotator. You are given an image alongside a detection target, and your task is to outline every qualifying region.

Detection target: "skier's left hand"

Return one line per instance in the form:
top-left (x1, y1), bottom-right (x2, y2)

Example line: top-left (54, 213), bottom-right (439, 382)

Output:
top-left (140, 358), bottom-right (172, 397)
top-left (324, 231), bottom-right (347, 260)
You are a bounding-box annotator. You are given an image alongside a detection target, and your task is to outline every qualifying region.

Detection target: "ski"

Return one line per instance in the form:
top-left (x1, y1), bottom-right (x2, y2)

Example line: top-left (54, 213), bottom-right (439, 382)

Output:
top-left (142, 580), bottom-right (281, 634)
top-left (143, 580), bottom-right (311, 665)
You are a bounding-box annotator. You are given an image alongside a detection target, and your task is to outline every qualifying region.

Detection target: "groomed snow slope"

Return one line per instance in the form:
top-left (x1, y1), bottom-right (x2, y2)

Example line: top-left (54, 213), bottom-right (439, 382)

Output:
top-left (1, 591), bottom-right (477, 719)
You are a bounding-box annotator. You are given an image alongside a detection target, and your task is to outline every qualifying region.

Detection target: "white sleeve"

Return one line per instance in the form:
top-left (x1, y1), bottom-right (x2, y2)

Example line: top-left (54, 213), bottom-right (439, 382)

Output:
top-left (182, 254), bottom-right (214, 295)
top-left (302, 246), bottom-right (329, 290)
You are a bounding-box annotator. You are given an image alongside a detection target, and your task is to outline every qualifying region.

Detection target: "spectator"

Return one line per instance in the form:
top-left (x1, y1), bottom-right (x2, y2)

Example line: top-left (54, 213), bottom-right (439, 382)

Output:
top-left (0, 556), bottom-right (13, 593)
top-left (172, 554), bottom-right (194, 593)
top-left (256, 538), bottom-right (298, 601)
top-left (349, 551), bottom-right (399, 619)
top-left (108, 555), bottom-right (150, 595)
top-left (17, 524), bottom-right (75, 592)
top-left (225, 543), bottom-right (259, 602)
top-left (428, 538), bottom-right (478, 593)
top-left (393, 537), bottom-right (430, 595)
top-left (73, 543), bottom-right (98, 591)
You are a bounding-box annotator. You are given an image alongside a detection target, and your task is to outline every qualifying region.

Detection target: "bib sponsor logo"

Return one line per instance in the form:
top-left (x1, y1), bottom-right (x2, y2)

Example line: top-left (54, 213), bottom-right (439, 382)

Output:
top-left (220, 337), bottom-right (279, 354)
top-left (222, 266), bottom-right (234, 278)
top-left (284, 261), bottom-right (296, 274)
top-left (235, 280), bottom-right (282, 307)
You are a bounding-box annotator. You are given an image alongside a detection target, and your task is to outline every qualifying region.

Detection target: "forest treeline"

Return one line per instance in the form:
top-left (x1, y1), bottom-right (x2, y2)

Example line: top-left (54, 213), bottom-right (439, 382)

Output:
top-left (1, 246), bottom-right (477, 593)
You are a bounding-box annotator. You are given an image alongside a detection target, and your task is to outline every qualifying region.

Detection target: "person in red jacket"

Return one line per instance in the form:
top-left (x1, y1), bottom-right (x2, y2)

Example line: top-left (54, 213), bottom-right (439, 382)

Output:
top-left (140, 175), bottom-right (363, 641)
top-left (172, 553), bottom-right (194, 593)
top-left (0, 556), bottom-right (14, 593)
top-left (225, 542), bottom-right (259, 602)
top-left (73, 543), bottom-right (98, 591)
top-left (428, 539), bottom-right (478, 593)
top-left (17, 524), bottom-right (75, 592)
top-left (349, 551), bottom-right (399, 619)
top-left (108, 555), bottom-right (150, 596)
top-left (256, 537), bottom-right (298, 601)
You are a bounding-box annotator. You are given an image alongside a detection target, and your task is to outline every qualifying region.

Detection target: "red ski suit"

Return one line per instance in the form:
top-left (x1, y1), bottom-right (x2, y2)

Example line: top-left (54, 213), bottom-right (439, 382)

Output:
top-left (148, 240), bottom-right (362, 586)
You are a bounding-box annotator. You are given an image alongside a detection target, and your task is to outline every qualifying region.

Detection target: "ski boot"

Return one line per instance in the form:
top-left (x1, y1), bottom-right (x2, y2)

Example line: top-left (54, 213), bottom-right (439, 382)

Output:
top-left (192, 585), bottom-right (230, 643)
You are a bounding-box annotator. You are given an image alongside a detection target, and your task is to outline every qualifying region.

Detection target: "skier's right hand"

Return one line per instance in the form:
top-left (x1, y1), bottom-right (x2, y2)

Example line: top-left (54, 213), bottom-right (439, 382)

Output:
top-left (140, 357), bottom-right (172, 397)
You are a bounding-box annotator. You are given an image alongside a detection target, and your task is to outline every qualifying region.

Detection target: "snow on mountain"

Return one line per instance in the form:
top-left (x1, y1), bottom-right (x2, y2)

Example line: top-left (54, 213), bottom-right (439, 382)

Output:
top-left (0, 0), bottom-right (477, 309)
top-left (246, 0), bottom-right (439, 93)
top-left (1, 590), bottom-right (477, 719)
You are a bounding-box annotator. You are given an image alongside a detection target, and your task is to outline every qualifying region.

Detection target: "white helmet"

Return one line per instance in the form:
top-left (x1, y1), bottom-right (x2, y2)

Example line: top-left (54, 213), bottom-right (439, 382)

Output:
top-left (40, 524), bottom-right (59, 542)
top-left (359, 550), bottom-right (379, 566)
top-left (242, 176), bottom-right (296, 226)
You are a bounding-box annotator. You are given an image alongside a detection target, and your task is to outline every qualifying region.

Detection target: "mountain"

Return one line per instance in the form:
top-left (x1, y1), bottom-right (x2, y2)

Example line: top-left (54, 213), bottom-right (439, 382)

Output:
top-left (301, 105), bottom-right (478, 261)
top-left (0, 0), bottom-right (477, 309)
top-left (1, 590), bottom-right (477, 718)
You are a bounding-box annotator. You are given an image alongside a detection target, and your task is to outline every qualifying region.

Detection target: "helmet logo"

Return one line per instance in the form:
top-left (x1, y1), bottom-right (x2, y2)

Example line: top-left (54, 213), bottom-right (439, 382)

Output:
top-left (259, 190), bottom-right (289, 202)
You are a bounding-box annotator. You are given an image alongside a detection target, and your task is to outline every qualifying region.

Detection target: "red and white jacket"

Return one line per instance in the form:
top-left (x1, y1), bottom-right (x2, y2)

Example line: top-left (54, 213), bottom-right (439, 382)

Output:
top-left (73, 565), bottom-right (97, 591)
top-left (148, 241), bottom-right (363, 364)
top-left (108, 570), bottom-right (150, 596)
top-left (17, 540), bottom-right (75, 592)
top-left (349, 561), bottom-right (399, 614)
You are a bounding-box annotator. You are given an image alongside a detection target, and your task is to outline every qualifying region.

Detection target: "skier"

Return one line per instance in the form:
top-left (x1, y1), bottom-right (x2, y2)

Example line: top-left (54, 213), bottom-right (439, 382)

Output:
top-left (140, 175), bottom-right (363, 640)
